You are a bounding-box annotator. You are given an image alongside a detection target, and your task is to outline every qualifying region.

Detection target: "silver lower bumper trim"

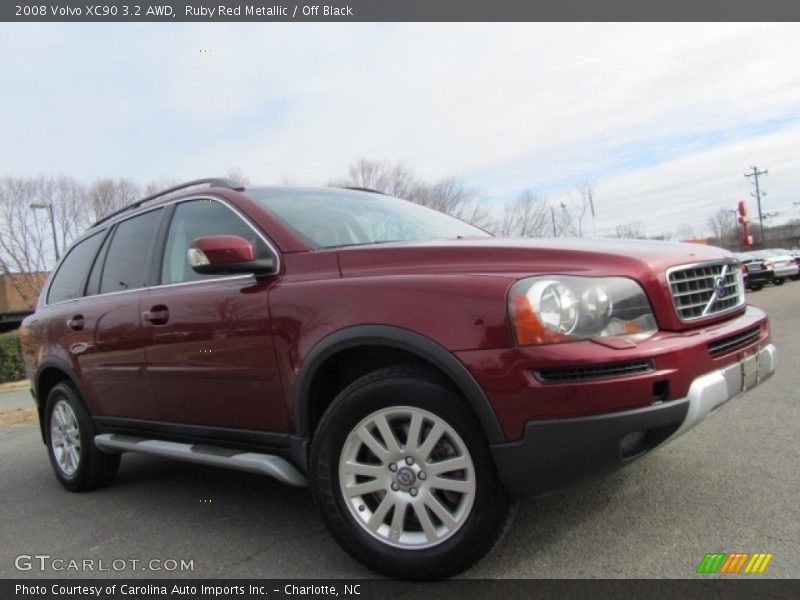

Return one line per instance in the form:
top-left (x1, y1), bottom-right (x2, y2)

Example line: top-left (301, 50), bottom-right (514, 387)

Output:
top-left (668, 343), bottom-right (776, 442)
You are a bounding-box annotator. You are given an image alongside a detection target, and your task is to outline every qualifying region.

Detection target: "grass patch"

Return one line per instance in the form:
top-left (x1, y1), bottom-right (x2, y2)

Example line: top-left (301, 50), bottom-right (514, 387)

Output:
top-left (0, 407), bottom-right (37, 427)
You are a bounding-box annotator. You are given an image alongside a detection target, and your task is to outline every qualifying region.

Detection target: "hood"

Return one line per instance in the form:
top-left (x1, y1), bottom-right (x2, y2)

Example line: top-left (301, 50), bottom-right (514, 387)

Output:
top-left (336, 237), bottom-right (732, 280)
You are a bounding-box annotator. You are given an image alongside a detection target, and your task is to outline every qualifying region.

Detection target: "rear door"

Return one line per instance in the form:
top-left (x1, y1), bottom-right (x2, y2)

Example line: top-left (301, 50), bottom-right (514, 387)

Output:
top-left (36, 229), bottom-right (109, 413)
top-left (41, 209), bottom-right (165, 421)
top-left (142, 198), bottom-right (287, 433)
top-left (78, 208), bottom-right (165, 420)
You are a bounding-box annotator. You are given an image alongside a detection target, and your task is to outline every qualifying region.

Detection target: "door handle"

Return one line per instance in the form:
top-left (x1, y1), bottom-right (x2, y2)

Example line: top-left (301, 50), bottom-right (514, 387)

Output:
top-left (66, 315), bottom-right (84, 331)
top-left (143, 306), bottom-right (170, 325)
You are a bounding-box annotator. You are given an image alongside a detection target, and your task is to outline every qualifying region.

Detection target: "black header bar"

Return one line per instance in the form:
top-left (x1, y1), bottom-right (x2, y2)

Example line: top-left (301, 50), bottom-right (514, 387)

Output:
top-left (4, 579), bottom-right (800, 600)
top-left (4, 0), bottom-right (800, 23)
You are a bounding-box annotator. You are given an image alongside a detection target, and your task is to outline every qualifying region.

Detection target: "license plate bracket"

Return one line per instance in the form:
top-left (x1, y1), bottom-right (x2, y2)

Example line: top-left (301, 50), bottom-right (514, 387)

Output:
top-left (741, 351), bottom-right (760, 392)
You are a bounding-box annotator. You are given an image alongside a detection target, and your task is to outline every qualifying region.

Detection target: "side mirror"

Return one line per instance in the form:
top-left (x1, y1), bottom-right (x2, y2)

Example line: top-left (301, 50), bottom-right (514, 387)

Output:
top-left (188, 235), bottom-right (276, 275)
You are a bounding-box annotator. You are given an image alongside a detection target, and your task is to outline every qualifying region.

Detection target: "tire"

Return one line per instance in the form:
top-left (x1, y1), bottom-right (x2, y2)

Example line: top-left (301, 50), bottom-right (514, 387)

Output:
top-left (44, 382), bottom-right (120, 492)
top-left (309, 366), bottom-right (511, 579)
top-left (748, 283), bottom-right (764, 292)
top-left (773, 278), bottom-right (785, 286)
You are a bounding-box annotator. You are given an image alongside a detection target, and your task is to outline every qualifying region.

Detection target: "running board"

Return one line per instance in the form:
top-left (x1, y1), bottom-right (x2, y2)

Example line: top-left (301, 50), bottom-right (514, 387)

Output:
top-left (94, 434), bottom-right (308, 487)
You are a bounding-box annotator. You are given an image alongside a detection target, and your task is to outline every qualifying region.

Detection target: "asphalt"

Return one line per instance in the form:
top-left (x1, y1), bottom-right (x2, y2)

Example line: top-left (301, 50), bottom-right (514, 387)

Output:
top-left (0, 284), bottom-right (797, 579)
top-left (0, 388), bottom-right (33, 412)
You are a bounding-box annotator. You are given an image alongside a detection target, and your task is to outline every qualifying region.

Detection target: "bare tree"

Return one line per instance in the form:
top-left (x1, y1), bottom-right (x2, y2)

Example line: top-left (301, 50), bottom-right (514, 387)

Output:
top-left (548, 202), bottom-right (575, 237)
top-left (0, 171), bottom-right (259, 309)
top-left (613, 220), bottom-right (647, 239)
top-left (87, 178), bottom-right (140, 221)
top-left (561, 180), bottom-right (596, 238)
top-left (333, 159), bottom-right (491, 229)
top-left (49, 176), bottom-right (92, 251)
top-left (336, 159), bottom-right (419, 200)
top-left (708, 208), bottom-right (739, 249)
top-left (0, 175), bottom-right (151, 304)
top-left (143, 177), bottom-right (178, 197)
top-left (0, 176), bottom-right (56, 305)
top-left (417, 178), bottom-right (492, 230)
top-left (499, 190), bottom-right (551, 237)
top-left (226, 169), bottom-right (250, 187)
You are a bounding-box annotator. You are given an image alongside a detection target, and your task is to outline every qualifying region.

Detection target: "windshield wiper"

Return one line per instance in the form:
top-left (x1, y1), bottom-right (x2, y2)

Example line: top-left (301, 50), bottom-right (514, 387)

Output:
top-left (321, 239), bottom-right (406, 249)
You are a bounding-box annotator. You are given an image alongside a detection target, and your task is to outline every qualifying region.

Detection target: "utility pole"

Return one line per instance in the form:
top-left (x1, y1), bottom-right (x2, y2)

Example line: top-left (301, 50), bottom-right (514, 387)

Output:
top-left (744, 166), bottom-right (768, 245)
top-left (551, 206), bottom-right (557, 237)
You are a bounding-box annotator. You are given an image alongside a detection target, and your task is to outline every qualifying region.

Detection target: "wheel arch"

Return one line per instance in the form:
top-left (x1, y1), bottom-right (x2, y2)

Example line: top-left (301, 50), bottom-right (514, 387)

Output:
top-left (294, 325), bottom-right (505, 445)
top-left (33, 357), bottom-right (82, 443)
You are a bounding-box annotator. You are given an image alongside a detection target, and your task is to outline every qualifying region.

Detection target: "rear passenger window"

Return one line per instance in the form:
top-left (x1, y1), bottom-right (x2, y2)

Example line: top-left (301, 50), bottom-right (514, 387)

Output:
top-left (100, 209), bottom-right (163, 294)
top-left (47, 231), bottom-right (106, 304)
top-left (161, 199), bottom-right (270, 284)
top-left (85, 231), bottom-right (112, 296)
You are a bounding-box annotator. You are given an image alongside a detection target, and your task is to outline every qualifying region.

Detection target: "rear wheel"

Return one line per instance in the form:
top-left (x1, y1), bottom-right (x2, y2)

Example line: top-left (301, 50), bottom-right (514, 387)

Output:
top-left (774, 277), bottom-right (785, 286)
top-left (310, 366), bottom-right (511, 579)
top-left (44, 382), bottom-right (120, 492)
top-left (748, 283), bottom-right (764, 291)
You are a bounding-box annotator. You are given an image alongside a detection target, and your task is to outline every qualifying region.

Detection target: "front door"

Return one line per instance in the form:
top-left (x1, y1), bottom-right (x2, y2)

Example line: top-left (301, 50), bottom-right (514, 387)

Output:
top-left (143, 198), bottom-right (286, 433)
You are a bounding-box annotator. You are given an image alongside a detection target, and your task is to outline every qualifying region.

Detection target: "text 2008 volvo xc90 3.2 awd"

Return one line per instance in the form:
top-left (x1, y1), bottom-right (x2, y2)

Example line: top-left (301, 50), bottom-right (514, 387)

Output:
top-left (20, 179), bottom-right (776, 579)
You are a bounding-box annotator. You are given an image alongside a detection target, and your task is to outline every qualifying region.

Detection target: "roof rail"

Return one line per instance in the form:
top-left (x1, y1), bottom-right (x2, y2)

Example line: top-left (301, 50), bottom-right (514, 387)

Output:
top-left (92, 178), bottom-right (242, 227)
top-left (342, 186), bottom-right (387, 195)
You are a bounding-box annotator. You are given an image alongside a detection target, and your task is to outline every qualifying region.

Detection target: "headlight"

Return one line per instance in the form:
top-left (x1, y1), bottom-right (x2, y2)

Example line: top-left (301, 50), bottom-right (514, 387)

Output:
top-left (508, 276), bottom-right (658, 345)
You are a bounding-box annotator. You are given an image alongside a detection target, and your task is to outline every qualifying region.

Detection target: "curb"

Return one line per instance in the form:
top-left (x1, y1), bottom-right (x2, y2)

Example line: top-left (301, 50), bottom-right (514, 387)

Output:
top-left (0, 380), bottom-right (29, 393)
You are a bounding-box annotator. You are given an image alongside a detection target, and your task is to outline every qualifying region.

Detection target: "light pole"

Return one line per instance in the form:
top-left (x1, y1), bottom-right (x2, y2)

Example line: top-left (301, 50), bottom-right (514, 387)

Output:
top-left (30, 202), bottom-right (60, 262)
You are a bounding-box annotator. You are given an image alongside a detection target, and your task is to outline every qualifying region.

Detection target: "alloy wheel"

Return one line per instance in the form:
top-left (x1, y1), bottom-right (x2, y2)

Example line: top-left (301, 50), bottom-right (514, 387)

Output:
top-left (338, 406), bottom-right (476, 549)
top-left (50, 399), bottom-right (81, 477)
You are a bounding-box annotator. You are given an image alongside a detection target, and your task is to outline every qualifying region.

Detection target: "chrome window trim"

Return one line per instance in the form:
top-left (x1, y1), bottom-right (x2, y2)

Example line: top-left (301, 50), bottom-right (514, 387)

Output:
top-left (43, 274), bottom-right (257, 308)
top-left (42, 194), bottom-right (281, 308)
top-left (665, 258), bottom-right (745, 323)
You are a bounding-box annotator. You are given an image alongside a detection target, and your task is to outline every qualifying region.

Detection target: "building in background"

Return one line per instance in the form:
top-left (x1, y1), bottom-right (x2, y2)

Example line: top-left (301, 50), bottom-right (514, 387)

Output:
top-left (0, 272), bottom-right (48, 331)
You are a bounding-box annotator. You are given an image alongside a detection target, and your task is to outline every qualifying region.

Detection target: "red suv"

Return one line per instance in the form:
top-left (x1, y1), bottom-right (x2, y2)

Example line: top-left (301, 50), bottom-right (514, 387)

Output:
top-left (20, 179), bottom-right (776, 579)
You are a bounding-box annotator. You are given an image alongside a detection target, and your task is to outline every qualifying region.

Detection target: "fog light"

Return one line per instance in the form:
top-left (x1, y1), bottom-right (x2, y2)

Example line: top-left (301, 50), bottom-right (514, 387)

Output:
top-left (620, 430), bottom-right (646, 456)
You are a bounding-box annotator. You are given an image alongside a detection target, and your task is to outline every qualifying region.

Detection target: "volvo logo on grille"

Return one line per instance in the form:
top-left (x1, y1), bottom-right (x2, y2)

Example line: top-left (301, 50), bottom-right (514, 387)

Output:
top-left (702, 265), bottom-right (730, 316)
top-left (714, 276), bottom-right (727, 296)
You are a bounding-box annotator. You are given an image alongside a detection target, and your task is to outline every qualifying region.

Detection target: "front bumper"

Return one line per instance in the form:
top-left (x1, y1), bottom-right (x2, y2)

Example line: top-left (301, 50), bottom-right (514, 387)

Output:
top-left (491, 343), bottom-right (776, 497)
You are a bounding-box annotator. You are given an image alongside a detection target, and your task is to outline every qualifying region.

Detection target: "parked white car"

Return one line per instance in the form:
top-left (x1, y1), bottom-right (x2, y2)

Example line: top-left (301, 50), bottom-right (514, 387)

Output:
top-left (750, 249), bottom-right (799, 284)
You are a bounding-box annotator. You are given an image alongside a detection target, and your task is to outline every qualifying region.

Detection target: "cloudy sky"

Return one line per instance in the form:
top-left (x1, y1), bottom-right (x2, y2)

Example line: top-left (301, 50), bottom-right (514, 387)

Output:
top-left (2, 22), bottom-right (799, 238)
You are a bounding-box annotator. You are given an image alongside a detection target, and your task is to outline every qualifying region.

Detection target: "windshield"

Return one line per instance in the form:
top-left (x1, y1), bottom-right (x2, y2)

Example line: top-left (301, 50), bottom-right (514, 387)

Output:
top-left (248, 187), bottom-right (490, 249)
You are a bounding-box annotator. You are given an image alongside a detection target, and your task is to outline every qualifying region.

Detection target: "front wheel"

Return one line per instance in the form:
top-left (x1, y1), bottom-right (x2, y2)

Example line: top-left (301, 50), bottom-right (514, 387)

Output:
top-left (774, 277), bottom-right (785, 286)
top-left (310, 367), bottom-right (511, 579)
top-left (44, 382), bottom-right (120, 492)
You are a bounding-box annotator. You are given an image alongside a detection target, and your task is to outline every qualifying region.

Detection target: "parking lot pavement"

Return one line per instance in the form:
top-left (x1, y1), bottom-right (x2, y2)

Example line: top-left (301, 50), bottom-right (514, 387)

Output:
top-left (1, 284), bottom-right (798, 579)
top-left (0, 388), bottom-right (33, 412)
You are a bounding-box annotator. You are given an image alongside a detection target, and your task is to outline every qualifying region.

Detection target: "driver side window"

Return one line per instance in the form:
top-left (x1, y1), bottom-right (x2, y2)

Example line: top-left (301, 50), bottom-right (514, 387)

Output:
top-left (161, 199), bottom-right (270, 284)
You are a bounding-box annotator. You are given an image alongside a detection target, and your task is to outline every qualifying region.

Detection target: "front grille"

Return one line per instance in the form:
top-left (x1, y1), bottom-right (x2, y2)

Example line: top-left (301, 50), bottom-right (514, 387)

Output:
top-left (708, 325), bottom-right (761, 357)
top-left (668, 261), bottom-right (744, 321)
top-left (534, 360), bottom-right (655, 383)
